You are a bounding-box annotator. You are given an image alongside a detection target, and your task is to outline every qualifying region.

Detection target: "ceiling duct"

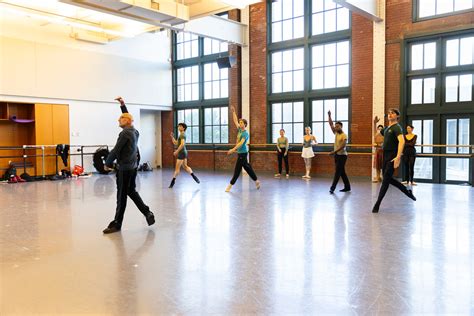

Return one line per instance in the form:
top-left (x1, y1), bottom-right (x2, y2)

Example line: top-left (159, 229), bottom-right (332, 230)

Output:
top-left (59, 0), bottom-right (189, 26)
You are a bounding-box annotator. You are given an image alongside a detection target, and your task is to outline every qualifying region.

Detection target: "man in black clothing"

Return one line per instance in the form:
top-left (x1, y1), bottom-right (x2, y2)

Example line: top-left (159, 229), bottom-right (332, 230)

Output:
top-left (102, 97), bottom-right (155, 234)
top-left (372, 109), bottom-right (416, 213)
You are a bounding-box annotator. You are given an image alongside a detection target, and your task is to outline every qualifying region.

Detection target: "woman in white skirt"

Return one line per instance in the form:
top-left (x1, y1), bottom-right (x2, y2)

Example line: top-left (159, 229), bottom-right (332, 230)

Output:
top-left (301, 126), bottom-right (317, 179)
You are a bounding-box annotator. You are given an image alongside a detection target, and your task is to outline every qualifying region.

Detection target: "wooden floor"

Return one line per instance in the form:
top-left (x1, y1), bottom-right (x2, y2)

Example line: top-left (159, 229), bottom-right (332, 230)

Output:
top-left (1, 169), bottom-right (473, 314)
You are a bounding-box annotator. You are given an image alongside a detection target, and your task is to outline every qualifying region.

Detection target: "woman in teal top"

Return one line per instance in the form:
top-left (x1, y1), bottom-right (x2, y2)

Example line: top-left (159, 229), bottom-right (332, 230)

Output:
top-left (169, 122), bottom-right (200, 188)
top-left (226, 106), bottom-right (260, 192)
top-left (275, 129), bottom-right (289, 178)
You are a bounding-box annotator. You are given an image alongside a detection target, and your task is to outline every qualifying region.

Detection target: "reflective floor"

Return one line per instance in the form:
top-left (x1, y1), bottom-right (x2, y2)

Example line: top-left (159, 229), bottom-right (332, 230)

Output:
top-left (1, 169), bottom-right (473, 315)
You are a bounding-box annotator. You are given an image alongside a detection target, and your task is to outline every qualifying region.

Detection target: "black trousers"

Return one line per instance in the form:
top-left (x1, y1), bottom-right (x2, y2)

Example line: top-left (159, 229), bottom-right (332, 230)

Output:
top-left (402, 151), bottom-right (416, 182)
top-left (230, 153), bottom-right (258, 185)
top-left (112, 169), bottom-right (150, 228)
top-left (330, 155), bottom-right (351, 191)
top-left (277, 148), bottom-right (289, 174)
top-left (375, 151), bottom-right (412, 207)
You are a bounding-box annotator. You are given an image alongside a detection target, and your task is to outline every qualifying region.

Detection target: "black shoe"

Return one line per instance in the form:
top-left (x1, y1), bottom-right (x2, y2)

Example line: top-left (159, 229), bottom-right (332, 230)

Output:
top-left (372, 203), bottom-right (380, 213)
top-left (169, 178), bottom-right (176, 188)
top-left (339, 188), bottom-right (351, 192)
top-left (103, 226), bottom-right (121, 234)
top-left (329, 189), bottom-right (334, 194)
top-left (407, 189), bottom-right (416, 201)
top-left (191, 173), bottom-right (200, 184)
top-left (146, 212), bottom-right (155, 226)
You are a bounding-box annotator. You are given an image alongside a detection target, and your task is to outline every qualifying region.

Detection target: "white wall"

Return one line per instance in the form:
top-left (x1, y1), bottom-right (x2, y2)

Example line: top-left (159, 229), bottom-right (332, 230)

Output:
top-left (0, 14), bottom-right (172, 172)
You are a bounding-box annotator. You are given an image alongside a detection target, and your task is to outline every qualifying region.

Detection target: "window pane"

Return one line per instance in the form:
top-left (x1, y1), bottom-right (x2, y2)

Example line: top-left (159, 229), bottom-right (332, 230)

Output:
top-left (293, 17), bottom-right (304, 39)
top-left (192, 126), bottom-right (199, 143)
top-left (272, 0), bottom-right (282, 21)
top-left (424, 78), bottom-right (436, 103)
top-left (412, 120), bottom-right (422, 152)
top-left (177, 110), bottom-right (184, 122)
top-left (221, 80), bottom-right (229, 98)
top-left (414, 158), bottom-right (433, 179)
top-left (282, 19), bottom-right (293, 41)
top-left (294, 70), bottom-right (304, 91)
top-left (293, 123), bottom-right (304, 143)
top-left (446, 159), bottom-right (469, 181)
top-left (294, 0), bottom-right (304, 16)
top-left (293, 48), bottom-right (304, 70)
top-left (272, 103), bottom-right (282, 123)
top-left (204, 82), bottom-right (212, 99)
top-left (283, 72), bottom-right (293, 92)
top-left (424, 42), bottom-right (436, 69)
top-left (184, 85), bottom-right (191, 101)
top-left (446, 39), bottom-right (459, 67)
top-left (460, 37), bottom-right (474, 65)
top-left (272, 52), bottom-right (283, 72)
top-left (192, 84), bottom-right (199, 100)
top-left (283, 123), bottom-right (293, 142)
top-left (459, 118), bottom-right (470, 153)
top-left (213, 126), bottom-right (220, 143)
top-left (411, 79), bottom-right (423, 104)
top-left (445, 76), bottom-right (459, 102)
top-left (313, 122), bottom-right (324, 143)
top-left (282, 50), bottom-right (293, 71)
top-left (221, 126), bottom-right (229, 143)
top-left (205, 126), bottom-right (212, 143)
top-left (337, 41), bottom-right (350, 64)
top-left (272, 22), bottom-right (282, 43)
top-left (337, 64), bottom-right (349, 87)
top-left (419, 0), bottom-right (436, 17)
top-left (313, 12), bottom-right (325, 35)
top-left (313, 0), bottom-right (324, 12)
top-left (312, 100), bottom-right (324, 121)
top-left (437, 0), bottom-right (454, 14)
top-left (446, 119), bottom-right (457, 154)
top-left (294, 102), bottom-right (304, 122)
top-left (204, 108), bottom-right (212, 125)
top-left (324, 9), bottom-right (336, 33)
top-left (411, 44), bottom-right (424, 70)
top-left (184, 110), bottom-right (192, 125)
top-left (325, 99), bottom-right (336, 118)
top-left (337, 98), bottom-right (349, 120)
top-left (212, 81), bottom-right (220, 98)
top-left (325, 0), bottom-right (336, 10)
top-left (282, 0), bottom-right (293, 19)
top-left (313, 68), bottom-right (324, 90)
top-left (324, 66), bottom-right (336, 88)
top-left (221, 107), bottom-right (228, 124)
top-left (213, 107), bottom-right (220, 125)
top-left (192, 109), bottom-right (199, 124)
top-left (324, 124), bottom-right (333, 143)
top-left (325, 43), bottom-right (336, 66)
top-left (455, 0), bottom-right (472, 11)
top-left (313, 45), bottom-right (324, 67)
top-left (273, 73), bottom-right (283, 93)
top-left (459, 74), bottom-right (472, 102)
top-left (423, 120), bottom-right (433, 153)
top-left (337, 8), bottom-right (350, 31)
top-left (282, 102), bottom-right (293, 122)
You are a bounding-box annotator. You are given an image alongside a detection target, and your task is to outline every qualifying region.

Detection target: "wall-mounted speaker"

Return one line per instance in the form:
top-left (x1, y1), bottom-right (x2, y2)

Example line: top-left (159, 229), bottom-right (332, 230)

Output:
top-left (217, 56), bottom-right (237, 69)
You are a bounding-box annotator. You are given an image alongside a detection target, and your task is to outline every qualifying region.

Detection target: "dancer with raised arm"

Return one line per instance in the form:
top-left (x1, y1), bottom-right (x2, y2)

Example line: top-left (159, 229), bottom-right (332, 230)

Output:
top-left (327, 110), bottom-right (351, 194)
top-left (225, 105), bottom-right (260, 192)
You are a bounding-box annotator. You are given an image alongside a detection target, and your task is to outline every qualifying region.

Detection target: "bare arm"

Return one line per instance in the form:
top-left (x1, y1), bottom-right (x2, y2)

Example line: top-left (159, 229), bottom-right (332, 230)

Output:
top-left (174, 136), bottom-right (185, 155)
top-left (170, 132), bottom-right (178, 146)
top-left (331, 138), bottom-right (347, 154)
top-left (228, 138), bottom-right (246, 155)
top-left (231, 105), bottom-right (239, 129)
top-left (373, 115), bottom-right (380, 134)
top-left (328, 110), bottom-right (335, 134)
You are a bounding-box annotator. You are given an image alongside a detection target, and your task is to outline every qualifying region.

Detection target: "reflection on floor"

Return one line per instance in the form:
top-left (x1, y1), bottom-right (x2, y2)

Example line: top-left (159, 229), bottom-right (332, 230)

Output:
top-left (1, 169), bottom-right (473, 314)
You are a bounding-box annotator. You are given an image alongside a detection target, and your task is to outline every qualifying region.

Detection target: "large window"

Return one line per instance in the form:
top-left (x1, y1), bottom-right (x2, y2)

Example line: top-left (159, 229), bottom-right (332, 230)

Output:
top-left (204, 107), bottom-right (229, 143)
top-left (271, 48), bottom-right (304, 93)
top-left (173, 16), bottom-right (230, 144)
top-left (405, 30), bottom-right (474, 184)
top-left (271, 0), bottom-right (304, 43)
top-left (312, 0), bottom-right (350, 35)
top-left (416, 0), bottom-right (473, 20)
top-left (269, 0), bottom-right (351, 144)
top-left (204, 63), bottom-right (229, 99)
top-left (271, 101), bottom-right (304, 143)
top-left (311, 98), bottom-right (349, 143)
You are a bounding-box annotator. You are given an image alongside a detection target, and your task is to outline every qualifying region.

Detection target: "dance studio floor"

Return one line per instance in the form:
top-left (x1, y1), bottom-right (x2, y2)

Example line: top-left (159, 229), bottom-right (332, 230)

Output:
top-left (1, 169), bottom-right (473, 314)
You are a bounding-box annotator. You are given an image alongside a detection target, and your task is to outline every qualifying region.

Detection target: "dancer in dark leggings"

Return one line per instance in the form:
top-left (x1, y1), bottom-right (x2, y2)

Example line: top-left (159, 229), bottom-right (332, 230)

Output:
top-left (372, 109), bottom-right (416, 213)
top-left (274, 129), bottom-right (289, 178)
top-left (225, 105), bottom-right (260, 192)
top-left (402, 125), bottom-right (417, 186)
top-left (328, 110), bottom-right (351, 194)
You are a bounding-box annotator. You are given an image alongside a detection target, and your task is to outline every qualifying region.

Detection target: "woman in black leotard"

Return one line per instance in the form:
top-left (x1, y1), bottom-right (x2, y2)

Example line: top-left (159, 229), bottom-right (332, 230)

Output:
top-left (402, 125), bottom-right (417, 186)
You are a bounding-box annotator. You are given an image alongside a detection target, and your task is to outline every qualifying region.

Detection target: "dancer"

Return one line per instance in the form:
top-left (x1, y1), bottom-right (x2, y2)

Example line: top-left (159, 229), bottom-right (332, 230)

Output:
top-left (373, 117), bottom-right (384, 182)
top-left (169, 123), bottom-right (200, 188)
top-left (301, 126), bottom-right (317, 179)
top-left (225, 105), bottom-right (260, 192)
top-left (372, 109), bottom-right (416, 213)
top-left (327, 111), bottom-right (351, 193)
top-left (102, 97), bottom-right (155, 234)
top-left (402, 125), bottom-right (417, 186)
top-left (274, 128), bottom-right (289, 178)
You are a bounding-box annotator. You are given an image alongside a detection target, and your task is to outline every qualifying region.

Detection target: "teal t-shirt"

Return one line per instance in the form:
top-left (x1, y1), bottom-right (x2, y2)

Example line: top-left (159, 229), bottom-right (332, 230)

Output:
top-left (237, 128), bottom-right (249, 154)
top-left (382, 123), bottom-right (402, 151)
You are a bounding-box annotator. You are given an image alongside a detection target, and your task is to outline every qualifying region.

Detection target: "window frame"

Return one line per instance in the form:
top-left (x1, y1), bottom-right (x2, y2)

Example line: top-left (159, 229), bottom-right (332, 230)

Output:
top-left (413, 0), bottom-right (474, 22)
